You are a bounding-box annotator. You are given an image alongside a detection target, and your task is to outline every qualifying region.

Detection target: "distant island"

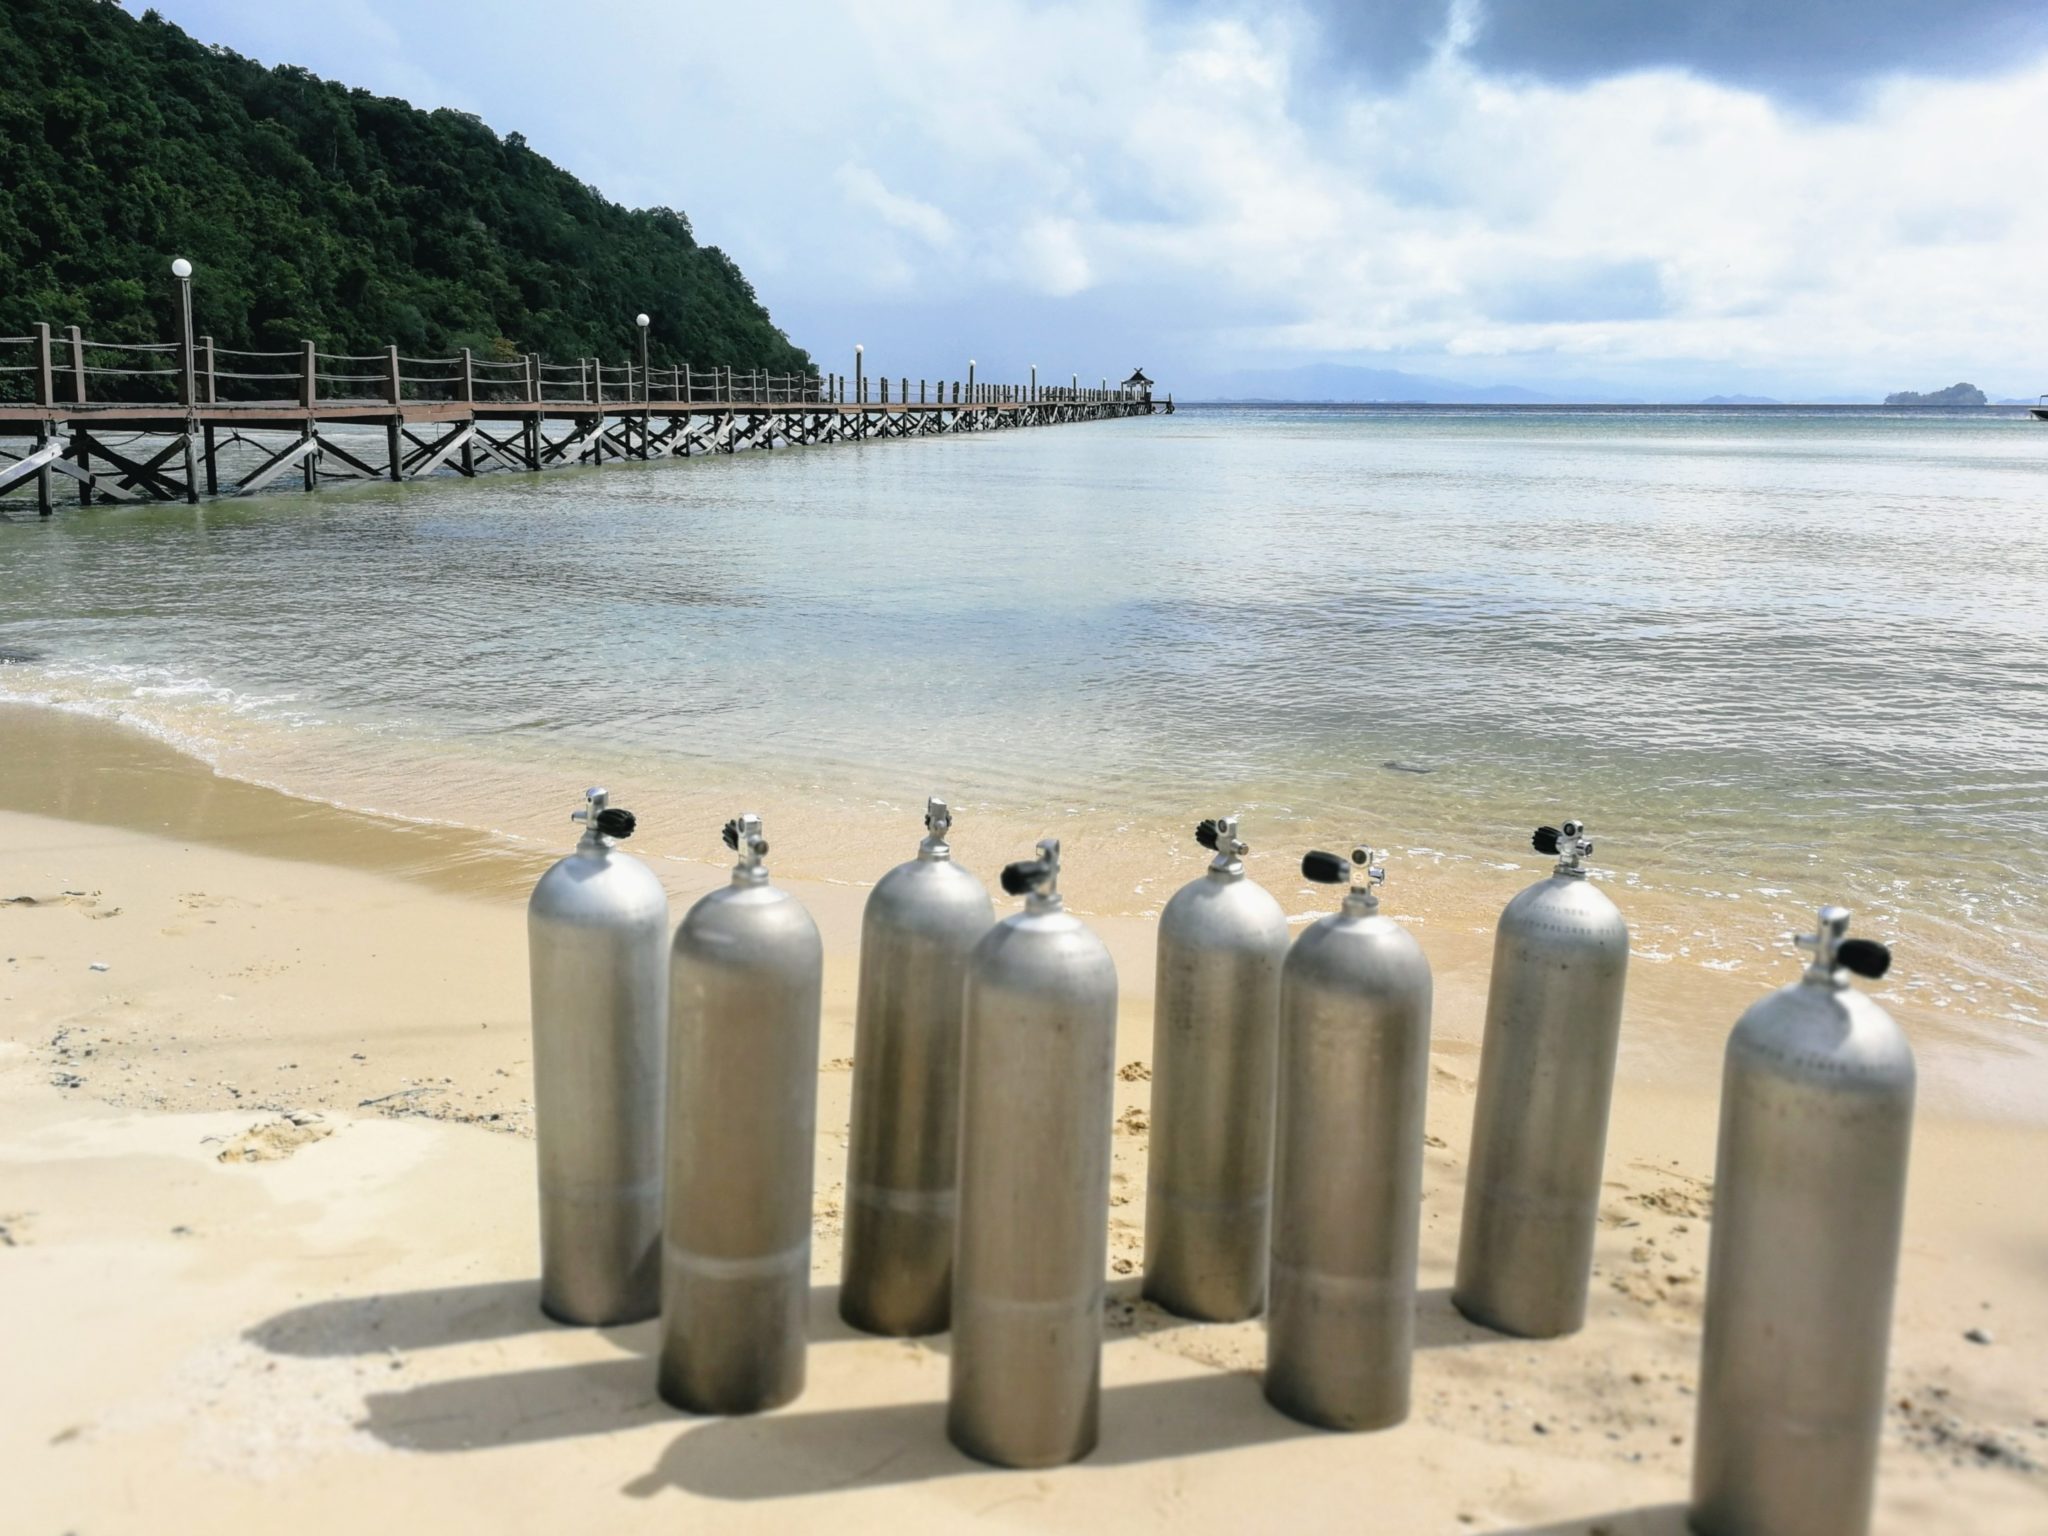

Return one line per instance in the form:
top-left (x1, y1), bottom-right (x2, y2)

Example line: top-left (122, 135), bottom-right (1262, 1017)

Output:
top-left (1884, 383), bottom-right (1988, 406)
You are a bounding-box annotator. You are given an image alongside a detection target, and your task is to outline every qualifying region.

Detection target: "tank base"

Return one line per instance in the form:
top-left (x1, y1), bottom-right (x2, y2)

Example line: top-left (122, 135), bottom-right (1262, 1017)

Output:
top-left (838, 1195), bottom-right (953, 1338)
top-left (1449, 1284), bottom-right (1584, 1342)
top-left (1261, 1374), bottom-right (1409, 1434)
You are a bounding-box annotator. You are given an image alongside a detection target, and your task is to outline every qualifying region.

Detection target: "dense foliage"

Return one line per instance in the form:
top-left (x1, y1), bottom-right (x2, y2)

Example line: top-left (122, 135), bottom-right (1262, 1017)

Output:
top-left (0, 0), bottom-right (812, 375)
top-left (1883, 383), bottom-right (1987, 406)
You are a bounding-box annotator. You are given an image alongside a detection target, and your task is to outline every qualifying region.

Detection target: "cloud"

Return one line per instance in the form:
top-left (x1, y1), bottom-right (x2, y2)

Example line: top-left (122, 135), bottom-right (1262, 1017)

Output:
top-left (141, 0), bottom-right (2048, 397)
top-left (1462, 0), bottom-right (2048, 110)
top-left (1276, 0), bottom-right (2048, 111)
top-left (835, 165), bottom-right (958, 251)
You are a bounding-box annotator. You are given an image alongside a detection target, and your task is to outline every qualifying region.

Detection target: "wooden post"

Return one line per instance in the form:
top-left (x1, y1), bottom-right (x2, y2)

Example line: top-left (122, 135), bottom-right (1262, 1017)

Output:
top-left (201, 337), bottom-right (217, 404)
top-left (67, 327), bottom-right (90, 505)
top-left (461, 348), bottom-right (474, 405)
top-left (32, 323), bottom-right (54, 516)
top-left (385, 345), bottom-right (403, 482)
top-left (33, 323), bottom-right (53, 410)
top-left (300, 341), bottom-right (317, 408)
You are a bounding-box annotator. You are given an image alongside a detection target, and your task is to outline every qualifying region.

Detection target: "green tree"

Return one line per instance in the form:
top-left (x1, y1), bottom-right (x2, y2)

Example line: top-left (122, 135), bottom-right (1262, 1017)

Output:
top-left (0, 0), bottom-right (813, 397)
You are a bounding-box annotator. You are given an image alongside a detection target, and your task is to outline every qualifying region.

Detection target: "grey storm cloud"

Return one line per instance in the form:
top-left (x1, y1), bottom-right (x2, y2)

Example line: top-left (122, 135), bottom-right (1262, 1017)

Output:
top-left (1247, 0), bottom-right (2048, 107)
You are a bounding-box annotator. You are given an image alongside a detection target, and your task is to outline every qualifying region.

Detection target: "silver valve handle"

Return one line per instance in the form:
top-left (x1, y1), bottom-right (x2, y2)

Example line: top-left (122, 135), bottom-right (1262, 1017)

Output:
top-left (572, 786), bottom-right (636, 842)
top-left (1794, 905), bottom-right (1892, 984)
top-left (1195, 814), bottom-right (1249, 866)
top-left (922, 796), bottom-right (953, 854)
top-left (1533, 818), bottom-right (1592, 875)
top-left (721, 812), bottom-right (768, 875)
top-left (1000, 837), bottom-right (1062, 907)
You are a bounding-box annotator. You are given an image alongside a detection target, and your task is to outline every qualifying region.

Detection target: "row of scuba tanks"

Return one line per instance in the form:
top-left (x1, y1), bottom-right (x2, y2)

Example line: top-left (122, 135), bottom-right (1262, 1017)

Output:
top-left (529, 790), bottom-right (1913, 1536)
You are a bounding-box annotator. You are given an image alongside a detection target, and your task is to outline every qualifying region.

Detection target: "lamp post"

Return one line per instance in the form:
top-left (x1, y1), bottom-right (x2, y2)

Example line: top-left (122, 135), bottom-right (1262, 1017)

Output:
top-left (171, 257), bottom-right (196, 409)
top-left (636, 312), bottom-right (651, 404)
top-left (855, 343), bottom-right (864, 405)
top-left (968, 358), bottom-right (976, 403)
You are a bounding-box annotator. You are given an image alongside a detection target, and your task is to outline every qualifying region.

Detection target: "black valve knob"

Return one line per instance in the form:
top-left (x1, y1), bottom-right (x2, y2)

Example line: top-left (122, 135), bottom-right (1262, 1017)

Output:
top-left (1195, 819), bottom-right (1219, 851)
top-left (1532, 825), bottom-right (1561, 855)
top-left (721, 819), bottom-right (740, 850)
top-left (1837, 938), bottom-right (1892, 980)
top-left (1001, 859), bottom-right (1049, 896)
top-left (593, 807), bottom-right (636, 840)
top-left (1301, 849), bottom-right (1349, 884)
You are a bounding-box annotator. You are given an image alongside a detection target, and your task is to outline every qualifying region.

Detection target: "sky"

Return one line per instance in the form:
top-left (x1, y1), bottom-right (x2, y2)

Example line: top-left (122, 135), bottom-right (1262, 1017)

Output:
top-left (141, 0), bottom-right (2048, 401)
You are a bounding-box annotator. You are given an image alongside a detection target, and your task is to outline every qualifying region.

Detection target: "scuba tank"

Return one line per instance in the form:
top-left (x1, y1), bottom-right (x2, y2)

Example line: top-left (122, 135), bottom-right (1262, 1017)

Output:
top-left (1454, 818), bottom-right (1630, 1338)
top-left (526, 787), bottom-right (669, 1325)
top-left (1266, 845), bottom-right (1432, 1432)
top-left (1143, 814), bottom-right (1289, 1321)
top-left (840, 797), bottom-right (994, 1337)
top-left (1692, 907), bottom-right (1912, 1536)
top-left (949, 839), bottom-right (1118, 1468)
top-left (659, 814), bottom-right (823, 1415)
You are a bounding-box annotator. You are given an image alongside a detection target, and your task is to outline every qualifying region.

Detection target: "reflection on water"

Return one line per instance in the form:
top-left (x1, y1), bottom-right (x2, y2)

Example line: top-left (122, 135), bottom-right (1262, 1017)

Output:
top-left (3, 405), bottom-right (2045, 1024)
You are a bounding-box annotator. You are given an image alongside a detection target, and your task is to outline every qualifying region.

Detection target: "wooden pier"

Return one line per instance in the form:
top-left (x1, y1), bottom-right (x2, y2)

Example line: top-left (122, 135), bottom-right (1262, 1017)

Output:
top-left (0, 324), bottom-right (1168, 511)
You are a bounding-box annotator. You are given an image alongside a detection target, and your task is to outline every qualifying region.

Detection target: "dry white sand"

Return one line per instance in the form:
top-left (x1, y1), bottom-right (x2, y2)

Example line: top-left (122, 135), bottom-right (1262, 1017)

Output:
top-left (1, 711), bottom-right (2043, 1533)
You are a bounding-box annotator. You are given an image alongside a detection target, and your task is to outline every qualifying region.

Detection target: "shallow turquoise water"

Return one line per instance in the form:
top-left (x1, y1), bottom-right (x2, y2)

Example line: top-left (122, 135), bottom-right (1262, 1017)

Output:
top-left (4, 405), bottom-right (2045, 1020)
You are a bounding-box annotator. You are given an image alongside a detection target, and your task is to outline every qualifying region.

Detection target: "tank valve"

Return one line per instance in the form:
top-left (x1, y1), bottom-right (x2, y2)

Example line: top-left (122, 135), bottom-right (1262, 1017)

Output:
top-left (1000, 837), bottom-right (1062, 908)
top-left (1302, 845), bottom-right (1385, 908)
top-left (573, 786), bottom-right (638, 842)
top-left (922, 796), bottom-right (953, 855)
top-left (1533, 819), bottom-right (1592, 876)
top-left (1196, 815), bottom-right (1248, 868)
top-left (722, 813), bottom-right (769, 877)
top-left (1794, 906), bottom-right (1893, 985)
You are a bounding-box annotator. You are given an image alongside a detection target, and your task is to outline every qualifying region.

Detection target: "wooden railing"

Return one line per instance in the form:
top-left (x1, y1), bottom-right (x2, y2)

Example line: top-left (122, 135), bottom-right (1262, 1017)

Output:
top-left (0, 324), bottom-right (1153, 411)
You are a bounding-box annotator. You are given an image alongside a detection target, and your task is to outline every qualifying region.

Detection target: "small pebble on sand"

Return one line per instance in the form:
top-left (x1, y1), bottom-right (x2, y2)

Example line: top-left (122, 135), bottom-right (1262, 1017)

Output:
top-left (1965, 1327), bottom-right (1993, 1345)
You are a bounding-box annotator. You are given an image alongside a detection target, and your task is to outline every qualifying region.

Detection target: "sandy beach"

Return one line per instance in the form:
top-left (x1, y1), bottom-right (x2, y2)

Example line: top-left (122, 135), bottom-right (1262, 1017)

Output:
top-left (2, 705), bottom-right (2043, 1534)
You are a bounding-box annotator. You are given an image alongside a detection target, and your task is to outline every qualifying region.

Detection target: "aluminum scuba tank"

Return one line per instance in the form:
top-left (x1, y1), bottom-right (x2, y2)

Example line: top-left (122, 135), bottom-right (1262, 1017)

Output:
top-left (949, 839), bottom-right (1118, 1468)
top-left (526, 787), bottom-right (669, 1326)
top-left (840, 797), bottom-right (994, 1337)
top-left (659, 813), bottom-right (824, 1415)
top-left (1266, 845), bottom-right (1432, 1432)
top-left (1454, 818), bottom-right (1630, 1338)
top-left (1692, 907), bottom-right (1912, 1536)
top-left (1143, 814), bottom-right (1289, 1321)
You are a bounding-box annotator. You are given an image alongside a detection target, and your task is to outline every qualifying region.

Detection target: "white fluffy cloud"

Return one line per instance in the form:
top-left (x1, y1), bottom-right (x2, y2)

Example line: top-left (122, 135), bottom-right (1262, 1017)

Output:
top-left (152, 0), bottom-right (2048, 395)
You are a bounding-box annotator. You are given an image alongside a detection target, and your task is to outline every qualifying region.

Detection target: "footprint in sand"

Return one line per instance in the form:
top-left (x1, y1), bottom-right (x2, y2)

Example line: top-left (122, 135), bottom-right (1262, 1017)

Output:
top-left (214, 1115), bottom-right (333, 1164)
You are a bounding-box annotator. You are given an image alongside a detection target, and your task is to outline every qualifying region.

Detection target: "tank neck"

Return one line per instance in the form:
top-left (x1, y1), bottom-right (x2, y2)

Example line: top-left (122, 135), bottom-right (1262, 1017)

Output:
top-left (1025, 890), bottom-right (1065, 916)
top-left (1341, 886), bottom-right (1381, 918)
top-left (917, 837), bottom-right (953, 863)
top-left (1207, 854), bottom-right (1245, 881)
top-left (730, 863), bottom-right (771, 889)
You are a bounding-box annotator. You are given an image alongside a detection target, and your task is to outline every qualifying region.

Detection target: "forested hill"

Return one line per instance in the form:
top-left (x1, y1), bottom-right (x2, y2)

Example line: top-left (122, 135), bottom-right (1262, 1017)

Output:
top-left (0, 0), bottom-right (812, 373)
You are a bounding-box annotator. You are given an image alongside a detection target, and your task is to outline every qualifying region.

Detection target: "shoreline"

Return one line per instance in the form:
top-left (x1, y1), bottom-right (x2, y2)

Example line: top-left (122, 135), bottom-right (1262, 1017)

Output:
top-left (4, 699), bottom-right (2042, 1123)
top-left (2, 705), bottom-right (2044, 1530)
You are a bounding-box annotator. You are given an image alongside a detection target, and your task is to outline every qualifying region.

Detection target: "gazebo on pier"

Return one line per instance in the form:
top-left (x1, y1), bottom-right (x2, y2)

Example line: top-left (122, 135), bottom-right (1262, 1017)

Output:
top-left (1121, 367), bottom-right (1154, 403)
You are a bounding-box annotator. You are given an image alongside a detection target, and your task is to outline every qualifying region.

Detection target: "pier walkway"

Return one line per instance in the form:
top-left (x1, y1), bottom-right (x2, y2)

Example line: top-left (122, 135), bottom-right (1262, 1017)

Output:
top-left (0, 325), bottom-right (1166, 511)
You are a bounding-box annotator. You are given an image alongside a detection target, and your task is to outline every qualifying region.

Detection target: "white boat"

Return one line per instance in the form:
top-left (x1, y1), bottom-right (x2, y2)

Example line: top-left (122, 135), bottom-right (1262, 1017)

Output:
top-left (2032, 394), bottom-right (2048, 421)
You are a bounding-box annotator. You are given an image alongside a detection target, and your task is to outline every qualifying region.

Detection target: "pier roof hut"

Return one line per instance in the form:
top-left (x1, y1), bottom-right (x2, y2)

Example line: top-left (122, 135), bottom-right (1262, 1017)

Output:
top-left (1122, 367), bottom-right (1153, 402)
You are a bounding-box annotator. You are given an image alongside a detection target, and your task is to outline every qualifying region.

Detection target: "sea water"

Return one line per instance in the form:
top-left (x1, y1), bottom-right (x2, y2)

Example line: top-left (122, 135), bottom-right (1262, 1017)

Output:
top-left (3, 405), bottom-right (2044, 1029)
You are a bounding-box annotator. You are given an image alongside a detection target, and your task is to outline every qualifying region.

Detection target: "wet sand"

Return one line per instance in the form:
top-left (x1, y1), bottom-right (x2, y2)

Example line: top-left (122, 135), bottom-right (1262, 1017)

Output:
top-left (1, 704), bottom-right (2043, 1532)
